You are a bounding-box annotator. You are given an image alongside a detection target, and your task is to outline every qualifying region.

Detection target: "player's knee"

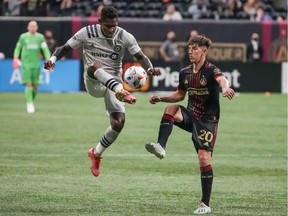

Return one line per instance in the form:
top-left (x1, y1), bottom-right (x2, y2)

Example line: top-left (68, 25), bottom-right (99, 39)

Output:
top-left (198, 153), bottom-right (211, 166)
top-left (111, 117), bottom-right (125, 132)
top-left (164, 105), bottom-right (178, 113)
top-left (87, 61), bottom-right (102, 79)
top-left (164, 105), bottom-right (181, 119)
top-left (87, 66), bottom-right (95, 79)
top-left (26, 83), bottom-right (33, 87)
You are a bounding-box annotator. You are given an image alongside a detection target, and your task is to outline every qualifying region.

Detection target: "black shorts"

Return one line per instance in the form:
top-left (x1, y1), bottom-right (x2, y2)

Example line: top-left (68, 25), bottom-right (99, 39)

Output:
top-left (174, 105), bottom-right (219, 152)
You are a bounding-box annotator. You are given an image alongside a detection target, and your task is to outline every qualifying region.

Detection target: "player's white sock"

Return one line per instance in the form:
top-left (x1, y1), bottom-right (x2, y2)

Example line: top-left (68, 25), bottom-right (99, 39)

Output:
top-left (94, 126), bottom-right (120, 156)
top-left (93, 68), bottom-right (122, 93)
top-left (94, 144), bottom-right (106, 157)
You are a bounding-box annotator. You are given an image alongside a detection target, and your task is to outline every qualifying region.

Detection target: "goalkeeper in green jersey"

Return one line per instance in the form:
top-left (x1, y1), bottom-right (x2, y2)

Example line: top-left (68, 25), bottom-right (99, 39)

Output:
top-left (13, 20), bottom-right (51, 113)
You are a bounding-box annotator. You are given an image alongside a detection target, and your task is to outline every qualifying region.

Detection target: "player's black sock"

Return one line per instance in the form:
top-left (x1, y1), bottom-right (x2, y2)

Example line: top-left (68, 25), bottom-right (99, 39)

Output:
top-left (200, 165), bottom-right (213, 207)
top-left (157, 114), bottom-right (174, 149)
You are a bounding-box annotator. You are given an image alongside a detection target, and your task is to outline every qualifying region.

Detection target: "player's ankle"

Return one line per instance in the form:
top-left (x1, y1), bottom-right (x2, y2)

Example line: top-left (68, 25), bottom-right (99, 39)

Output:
top-left (114, 84), bottom-right (123, 93)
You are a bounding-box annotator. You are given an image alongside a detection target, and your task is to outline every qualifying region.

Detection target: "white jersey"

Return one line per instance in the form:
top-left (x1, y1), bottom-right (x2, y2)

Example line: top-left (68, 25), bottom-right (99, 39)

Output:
top-left (67, 24), bottom-right (141, 76)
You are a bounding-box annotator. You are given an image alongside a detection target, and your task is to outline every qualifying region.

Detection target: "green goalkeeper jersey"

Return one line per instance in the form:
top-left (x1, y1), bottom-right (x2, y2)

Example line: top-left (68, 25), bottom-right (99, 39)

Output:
top-left (13, 32), bottom-right (51, 68)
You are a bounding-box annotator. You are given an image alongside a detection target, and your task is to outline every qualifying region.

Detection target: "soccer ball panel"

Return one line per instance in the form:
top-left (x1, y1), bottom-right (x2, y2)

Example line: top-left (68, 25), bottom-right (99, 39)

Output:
top-left (123, 66), bottom-right (147, 89)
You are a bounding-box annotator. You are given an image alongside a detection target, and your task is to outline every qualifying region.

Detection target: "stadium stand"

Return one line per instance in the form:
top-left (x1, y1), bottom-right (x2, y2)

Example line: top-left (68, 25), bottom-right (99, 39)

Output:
top-left (1, 0), bottom-right (287, 21)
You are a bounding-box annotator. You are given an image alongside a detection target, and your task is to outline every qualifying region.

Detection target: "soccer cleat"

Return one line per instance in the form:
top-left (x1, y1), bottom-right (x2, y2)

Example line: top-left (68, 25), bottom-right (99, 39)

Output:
top-left (26, 102), bottom-right (35, 113)
top-left (145, 142), bottom-right (166, 159)
top-left (87, 148), bottom-right (102, 177)
top-left (115, 90), bottom-right (137, 104)
top-left (193, 202), bottom-right (211, 215)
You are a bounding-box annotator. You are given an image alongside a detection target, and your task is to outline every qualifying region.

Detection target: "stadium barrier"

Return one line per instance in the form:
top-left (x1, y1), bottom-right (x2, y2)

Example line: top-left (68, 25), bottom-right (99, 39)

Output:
top-left (0, 60), bottom-right (285, 93)
top-left (0, 60), bottom-right (80, 92)
top-left (119, 61), bottom-right (285, 93)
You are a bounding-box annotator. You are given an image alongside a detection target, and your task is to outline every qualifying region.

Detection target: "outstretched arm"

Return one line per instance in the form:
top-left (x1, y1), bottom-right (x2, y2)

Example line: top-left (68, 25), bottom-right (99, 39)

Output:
top-left (44, 43), bottom-right (73, 70)
top-left (133, 51), bottom-right (160, 76)
top-left (149, 89), bottom-right (186, 104)
top-left (13, 36), bottom-right (23, 69)
top-left (216, 76), bottom-right (235, 100)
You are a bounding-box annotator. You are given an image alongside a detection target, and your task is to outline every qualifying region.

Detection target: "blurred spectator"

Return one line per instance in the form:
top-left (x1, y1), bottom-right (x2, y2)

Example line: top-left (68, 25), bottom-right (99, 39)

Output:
top-left (44, 30), bottom-right (58, 54)
top-left (188, 0), bottom-right (208, 20)
top-left (188, 30), bottom-right (199, 41)
top-left (162, 3), bottom-right (183, 21)
top-left (4, 0), bottom-right (21, 16)
top-left (60, 0), bottom-right (72, 16)
top-left (242, 0), bottom-right (260, 20)
top-left (276, 15), bottom-right (285, 22)
top-left (90, 3), bottom-right (104, 19)
top-left (0, 52), bottom-right (5, 59)
top-left (246, 32), bottom-right (263, 63)
top-left (48, 0), bottom-right (61, 16)
top-left (221, 0), bottom-right (243, 18)
top-left (22, 0), bottom-right (38, 16)
top-left (38, 0), bottom-right (48, 16)
top-left (159, 31), bottom-right (180, 62)
top-left (253, 5), bottom-right (272, 22)
top-left (184, 30), bottom-right (199, 62)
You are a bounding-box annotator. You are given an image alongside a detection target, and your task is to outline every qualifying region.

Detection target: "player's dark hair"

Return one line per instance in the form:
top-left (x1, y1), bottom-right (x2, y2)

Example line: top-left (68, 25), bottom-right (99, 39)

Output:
top-left (189, 35), bottom-right (212, 48)
top-left (101, 6), bottom-right (118, 20)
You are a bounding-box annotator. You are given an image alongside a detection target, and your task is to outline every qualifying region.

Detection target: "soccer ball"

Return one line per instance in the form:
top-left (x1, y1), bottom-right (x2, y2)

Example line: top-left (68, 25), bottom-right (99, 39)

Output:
top-left (123, 66), bottom-right (147, 89)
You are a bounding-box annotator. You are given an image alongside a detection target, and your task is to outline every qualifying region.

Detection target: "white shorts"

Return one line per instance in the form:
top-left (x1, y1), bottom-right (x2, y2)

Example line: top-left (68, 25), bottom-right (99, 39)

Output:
top-left (84, 74), bottom-right (125, 114)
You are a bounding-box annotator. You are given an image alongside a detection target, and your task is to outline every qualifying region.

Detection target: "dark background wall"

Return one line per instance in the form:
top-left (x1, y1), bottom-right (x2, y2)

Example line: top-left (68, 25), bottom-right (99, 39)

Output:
top-left (0, 17), bottom-right (286, 63)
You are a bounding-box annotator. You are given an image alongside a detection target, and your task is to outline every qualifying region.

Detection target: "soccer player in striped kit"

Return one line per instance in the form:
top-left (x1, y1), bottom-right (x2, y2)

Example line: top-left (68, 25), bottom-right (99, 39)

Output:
top-left (44, 6), bottom-right (160, 177)
top-left (145, 35), bottom-right (235, 214)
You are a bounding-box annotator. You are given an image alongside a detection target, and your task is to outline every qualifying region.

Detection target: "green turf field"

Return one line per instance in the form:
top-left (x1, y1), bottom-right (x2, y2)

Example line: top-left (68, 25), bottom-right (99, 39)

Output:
top-left (0, 92), bottom-right (287, 216)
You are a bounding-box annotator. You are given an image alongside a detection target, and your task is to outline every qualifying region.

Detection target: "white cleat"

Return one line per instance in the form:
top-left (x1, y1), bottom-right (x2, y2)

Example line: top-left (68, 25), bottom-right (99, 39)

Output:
top-left (193, 202), bottom-right (211, 215)
top-left (26, 103), bottom-right (35, 113)
top-left (145, 142), bottom-right (166, 159)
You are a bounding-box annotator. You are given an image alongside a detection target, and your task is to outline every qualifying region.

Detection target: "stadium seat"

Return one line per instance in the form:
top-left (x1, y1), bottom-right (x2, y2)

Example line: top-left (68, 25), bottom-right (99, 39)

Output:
top-left (128, 2), bottom-right (145, 10)
top-left (146, 2), bottom-right (163, 11)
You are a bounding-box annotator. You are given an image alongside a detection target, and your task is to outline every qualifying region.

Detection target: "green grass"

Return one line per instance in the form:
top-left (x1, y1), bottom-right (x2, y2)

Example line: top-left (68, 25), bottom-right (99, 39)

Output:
top-left (0, 92), bottom-right (287, 216)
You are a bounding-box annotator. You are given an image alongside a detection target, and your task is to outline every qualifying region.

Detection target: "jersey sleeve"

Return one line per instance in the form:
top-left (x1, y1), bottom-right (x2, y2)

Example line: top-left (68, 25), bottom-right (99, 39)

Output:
top-left (123, 31), bottom-right (141, 55)
top-left (212, 66), bottom-right (224, 80)
top-left (13, 34), bottom-right (24, 58)
top-left (177, 71), bottom-right (187, 91)
top-left (67, 27), bottom-right (87, 49)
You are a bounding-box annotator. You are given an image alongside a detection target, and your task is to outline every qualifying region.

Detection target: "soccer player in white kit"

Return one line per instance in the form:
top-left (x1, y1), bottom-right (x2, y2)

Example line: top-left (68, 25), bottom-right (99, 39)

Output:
top-left (44, 6), bottom-right (160, 177)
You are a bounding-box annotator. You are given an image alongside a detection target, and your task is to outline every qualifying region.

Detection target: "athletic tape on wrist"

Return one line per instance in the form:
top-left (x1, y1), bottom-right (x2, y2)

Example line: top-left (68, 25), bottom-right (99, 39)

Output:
top-left (49, 56), bottom-right (57, 64)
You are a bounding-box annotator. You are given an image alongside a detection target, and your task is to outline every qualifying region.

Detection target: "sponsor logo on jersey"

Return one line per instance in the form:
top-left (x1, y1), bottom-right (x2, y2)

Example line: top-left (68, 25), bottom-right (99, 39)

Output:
top-left (91, 52), bottom-right (109, 58)
top-left (187, 87), bottom-right (209, 96)
top-left (26, 44), bottom-right (39, 49)
top-left (90, 52), bottom-right (119, 60)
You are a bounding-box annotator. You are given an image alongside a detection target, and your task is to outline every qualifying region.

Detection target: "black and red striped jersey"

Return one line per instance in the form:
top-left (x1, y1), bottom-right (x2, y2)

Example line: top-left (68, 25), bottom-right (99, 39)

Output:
top-left (178, 61), bottom-right (224, 121)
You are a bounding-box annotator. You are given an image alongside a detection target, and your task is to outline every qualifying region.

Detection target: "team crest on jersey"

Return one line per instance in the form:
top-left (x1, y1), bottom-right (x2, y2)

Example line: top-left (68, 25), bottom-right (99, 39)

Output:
top-left (213, 68), bottom-right (221, 76)
top-left (184, 79), bottom-right (189, 85)
top-left (200, 77), bottom-right (207, 86)
top-left (114, 45), bottom-right (121, 52)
